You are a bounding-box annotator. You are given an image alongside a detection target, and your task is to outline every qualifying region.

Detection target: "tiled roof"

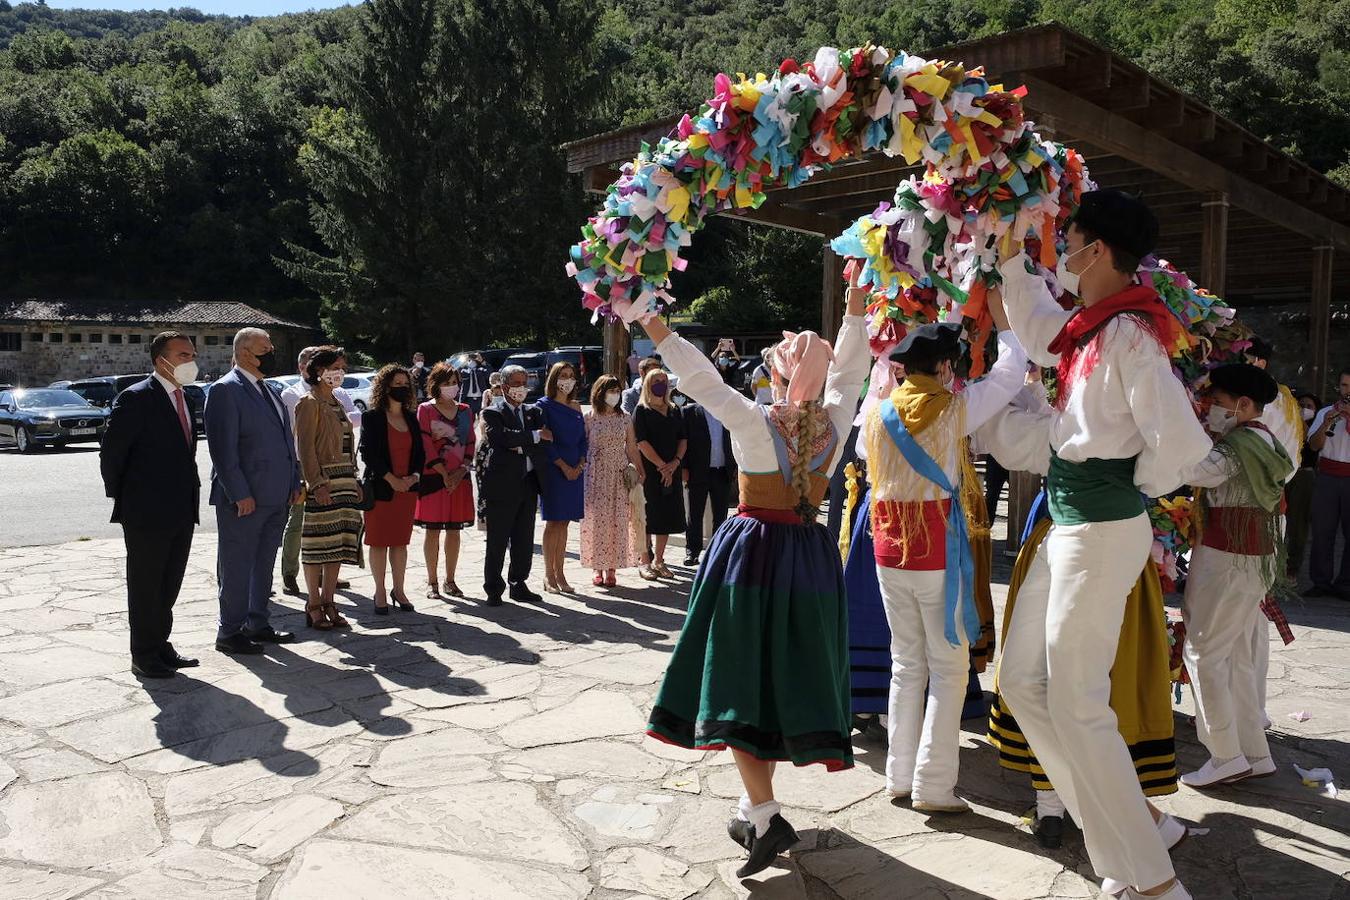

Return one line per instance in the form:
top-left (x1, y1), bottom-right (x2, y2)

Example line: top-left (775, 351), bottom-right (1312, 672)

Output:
top-left (0, 300), bottom-right (308, 329)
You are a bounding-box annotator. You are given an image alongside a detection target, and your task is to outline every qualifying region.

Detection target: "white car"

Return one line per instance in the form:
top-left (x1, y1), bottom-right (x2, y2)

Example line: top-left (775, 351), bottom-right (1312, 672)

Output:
top-left (342, 373), bottom-right (375, 411)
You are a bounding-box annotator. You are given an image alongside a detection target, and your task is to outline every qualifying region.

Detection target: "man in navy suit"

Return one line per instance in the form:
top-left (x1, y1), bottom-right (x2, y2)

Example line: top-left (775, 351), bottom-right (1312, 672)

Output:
top-left (479, 365), bottom-right (552, 607)
top-left (205, 327), bottom-right (302, 655)
top-left (101, 332), bottom-right (203, 679)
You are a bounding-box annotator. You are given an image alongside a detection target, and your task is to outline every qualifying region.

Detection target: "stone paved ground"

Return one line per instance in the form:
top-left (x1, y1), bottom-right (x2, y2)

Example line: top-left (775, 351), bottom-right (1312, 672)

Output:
top-left (0, 522), bottom-right (1346, 900)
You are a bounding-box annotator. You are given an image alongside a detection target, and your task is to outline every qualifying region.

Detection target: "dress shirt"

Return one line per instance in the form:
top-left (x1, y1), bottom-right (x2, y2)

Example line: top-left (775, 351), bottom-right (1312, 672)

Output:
top-left (707, 410), bottom-right (727, 469)
top-left (281, 379), bottom-right (361, 427)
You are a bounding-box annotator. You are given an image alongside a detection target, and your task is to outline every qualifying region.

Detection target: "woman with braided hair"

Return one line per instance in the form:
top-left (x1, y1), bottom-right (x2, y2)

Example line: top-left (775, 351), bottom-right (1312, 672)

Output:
top-left (640, 276), bottom-right (869, 878)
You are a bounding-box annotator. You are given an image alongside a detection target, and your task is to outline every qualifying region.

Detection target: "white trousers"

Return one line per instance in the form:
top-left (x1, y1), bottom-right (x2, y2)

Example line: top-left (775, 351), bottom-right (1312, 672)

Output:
top-left (876, 566), bottom-right (969, 800)
top-left (1000, 513), bottom-right (1174, 889)
top-left (1182, 546), bottom-right (1270, 762)
top-left (1252, 615), bottom-right (1270, 712)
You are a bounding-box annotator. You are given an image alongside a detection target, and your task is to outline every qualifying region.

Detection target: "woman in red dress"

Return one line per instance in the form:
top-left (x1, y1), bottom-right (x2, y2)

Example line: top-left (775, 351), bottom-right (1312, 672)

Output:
top-left (360, 365), bottom-right (424, 614)
top-left (416, 363), bottom-right (476, 599)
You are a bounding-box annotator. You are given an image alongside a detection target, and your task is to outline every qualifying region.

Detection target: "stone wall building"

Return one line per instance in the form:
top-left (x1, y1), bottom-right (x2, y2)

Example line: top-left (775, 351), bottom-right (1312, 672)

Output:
top-left (0, 300), bottom-right (318, 386)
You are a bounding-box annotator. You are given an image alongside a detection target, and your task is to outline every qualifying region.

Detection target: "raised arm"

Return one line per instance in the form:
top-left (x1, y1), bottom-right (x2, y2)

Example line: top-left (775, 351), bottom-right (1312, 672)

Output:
top-left (997, 248), bottom-right (1072, 368)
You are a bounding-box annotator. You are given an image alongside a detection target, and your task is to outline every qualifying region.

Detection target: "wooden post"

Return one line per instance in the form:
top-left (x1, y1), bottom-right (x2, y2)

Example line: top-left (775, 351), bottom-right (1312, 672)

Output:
top-left (603, 318), bottom-right (631, 379)
top-left (1005, 470), bottom-right (1042, 556)
top-left (1199, 193), bottom-right (1229, 297)
top-left (821, 241), bottom-right (845, 341)
top-left (1311, 244), bottom-right (1334, 394)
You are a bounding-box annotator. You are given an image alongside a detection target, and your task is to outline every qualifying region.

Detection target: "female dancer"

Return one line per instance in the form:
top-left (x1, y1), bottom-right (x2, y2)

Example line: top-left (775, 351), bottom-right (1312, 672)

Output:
top-left (641, 275), bottom-right (869, 877)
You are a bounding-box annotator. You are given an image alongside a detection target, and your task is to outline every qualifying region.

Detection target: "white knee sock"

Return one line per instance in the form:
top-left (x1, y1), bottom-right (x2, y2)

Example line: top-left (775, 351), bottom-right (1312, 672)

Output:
top-left (746, 800), bottom-right (781, 836)
top-left (1036, 789), bottom-right (1066, 818)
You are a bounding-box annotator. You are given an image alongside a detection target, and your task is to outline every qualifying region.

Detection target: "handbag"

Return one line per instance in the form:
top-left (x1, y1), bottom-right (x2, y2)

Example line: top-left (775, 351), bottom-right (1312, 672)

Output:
top-left (417, 472), bottom-right (446, 496)
top-left (622, 463), bottom-right (640, 492)
top-left (358, 471), bottom-right (392, 510)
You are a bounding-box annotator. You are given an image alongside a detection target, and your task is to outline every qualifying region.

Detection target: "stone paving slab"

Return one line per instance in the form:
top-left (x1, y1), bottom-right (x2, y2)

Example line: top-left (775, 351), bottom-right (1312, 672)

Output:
top-left (0, 524), bottom-right (1348, 899)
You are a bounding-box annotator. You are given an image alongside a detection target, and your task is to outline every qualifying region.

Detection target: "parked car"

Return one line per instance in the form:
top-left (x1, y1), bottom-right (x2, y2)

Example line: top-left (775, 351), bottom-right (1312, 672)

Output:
top-left (547, 346), bottom-right (604, 396)
top-left (265, 375), bottom-right (302, 396)
top-left (0, 388), bottom-right (109, 453)
top-left (446, 348), bottom-right (532, 373)
top-left (182, 383), bottom-right (207, 435)
top-left (47, 380), bottom-right (73, 390)
top-left (502, 352), bottom-right (548, 399)
top-left (342, 372), bottom-right (376, 410)
top-left (66, 378), bottom-right (120, 409)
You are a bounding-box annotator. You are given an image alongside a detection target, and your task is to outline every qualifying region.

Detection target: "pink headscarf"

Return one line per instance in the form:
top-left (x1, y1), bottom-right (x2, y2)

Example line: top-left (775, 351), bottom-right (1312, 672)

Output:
top-left (772, 329), bottom-right (835, 404)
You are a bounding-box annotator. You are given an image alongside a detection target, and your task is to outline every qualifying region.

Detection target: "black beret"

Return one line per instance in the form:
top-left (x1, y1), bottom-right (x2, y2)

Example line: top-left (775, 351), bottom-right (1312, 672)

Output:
top-left (1209, 363), bottom-right (1279, 406)
top-left (889, 321), bottom-right (964, 364)
top-left (1070, 189), bottom-right (1159, 260)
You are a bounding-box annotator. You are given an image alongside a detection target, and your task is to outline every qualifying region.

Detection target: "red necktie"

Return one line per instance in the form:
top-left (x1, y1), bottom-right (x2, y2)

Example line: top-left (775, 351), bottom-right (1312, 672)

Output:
top-left (173, 389), bottom-right (191, 444)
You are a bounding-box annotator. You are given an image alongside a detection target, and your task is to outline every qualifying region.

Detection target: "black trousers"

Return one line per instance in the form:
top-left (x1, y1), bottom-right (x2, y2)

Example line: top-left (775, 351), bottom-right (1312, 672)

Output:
top-left (686, 467), bottom-right (732, 557)
top-left (123, 523), bottom-right (194, 658)
top-left (483, 473), bottom-right (540, 598)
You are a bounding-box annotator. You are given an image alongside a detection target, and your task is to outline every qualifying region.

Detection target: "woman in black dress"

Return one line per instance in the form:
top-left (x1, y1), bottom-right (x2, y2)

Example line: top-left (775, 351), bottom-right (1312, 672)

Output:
top-left (633, 368), bottom-right (687, 579)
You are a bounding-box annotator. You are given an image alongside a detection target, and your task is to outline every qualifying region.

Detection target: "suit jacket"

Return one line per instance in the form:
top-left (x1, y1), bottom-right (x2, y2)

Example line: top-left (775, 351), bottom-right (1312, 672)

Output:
top-left (479, 398), bottom-right (550, 504)
top-left (204, 367), bottom-right (301, 508)
top-left (460, 365), bottom-right (493, 399)
top-left (359, 407), bottom-right (426, 500)
top-left (100, 376), bottom-right (201, 529)
top-left (681, 403), bottom-right (736, 488)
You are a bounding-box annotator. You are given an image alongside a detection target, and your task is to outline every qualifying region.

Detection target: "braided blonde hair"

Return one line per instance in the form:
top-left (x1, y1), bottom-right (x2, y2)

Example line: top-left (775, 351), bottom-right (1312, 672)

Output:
top-left (789, 400), bottom-right (824, 523)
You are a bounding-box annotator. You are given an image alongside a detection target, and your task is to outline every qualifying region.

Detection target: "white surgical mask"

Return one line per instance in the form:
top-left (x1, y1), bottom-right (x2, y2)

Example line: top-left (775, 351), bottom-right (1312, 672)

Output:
top-left (1055, 242), bottom-right (1099, 298)
top-left (321, 370), bottom-right (344, 388)
top-left (1302, 407), bottom-right (1316, 422)
top-left (167, 360), bottom-right (198, 386)
top-left (1206, 404), bottom-right (1239, 436)
top-left (440, 384), bottom-right (460, 401)
top-left (508, 386), bottom-right (528, 404)
top-left (558, 378), bottom-right (576, 395)
top-left (605, 392), bottom-right (621, 408)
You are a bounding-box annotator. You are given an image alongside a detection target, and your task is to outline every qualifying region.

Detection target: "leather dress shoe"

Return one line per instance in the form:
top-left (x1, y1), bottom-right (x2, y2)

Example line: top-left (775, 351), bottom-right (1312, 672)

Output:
top-left (282, 578), bottom-right (303, 597)
top-left (509, 587), bottom-right (544, 604)
top-left (727, 817), bottom-right (751, 850)
top-left (1033, 812), bottom-right (1064, 849)
top-left (215, 633), bottom-right (265, 655)
top-left (485, 595), bottom-right (504, 608)
top-left (683, 554), bottom-right (699, 567)
top-left (242, 626), bottom-right (297, 644)
top-left (160, 645), bottom-right (199, 668)
top-left (131, 656), bottom-right (177, 679)
top-left (336, 579), bottom-right (351, 589)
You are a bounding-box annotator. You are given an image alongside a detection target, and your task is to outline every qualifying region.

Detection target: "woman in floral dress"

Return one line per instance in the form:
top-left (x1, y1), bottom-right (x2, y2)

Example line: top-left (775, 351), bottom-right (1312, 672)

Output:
top-left (580, 375), bottom-right (644, 586)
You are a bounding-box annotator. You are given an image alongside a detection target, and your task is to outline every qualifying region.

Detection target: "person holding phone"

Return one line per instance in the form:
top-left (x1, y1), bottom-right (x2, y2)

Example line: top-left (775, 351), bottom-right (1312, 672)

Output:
top-left (711, 339), bottom-right (741, 386)
top-left (1305, 368), bottom-right (1350, 598)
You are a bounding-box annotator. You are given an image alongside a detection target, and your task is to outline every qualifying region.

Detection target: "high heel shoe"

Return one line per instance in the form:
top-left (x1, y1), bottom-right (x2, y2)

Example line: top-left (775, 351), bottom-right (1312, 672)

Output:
top-left (392, 590), bottom-right (415, 611)
top-left (323, 602), bottom-right (350, 629)
top-left (426, 581), bottom-right (443, 600)
top-left (373, 594), bottom-right (390, 616)
top-left (305, 601), bottom-right (333, 630)
top-left (442, 579), bottom-right (464, 598)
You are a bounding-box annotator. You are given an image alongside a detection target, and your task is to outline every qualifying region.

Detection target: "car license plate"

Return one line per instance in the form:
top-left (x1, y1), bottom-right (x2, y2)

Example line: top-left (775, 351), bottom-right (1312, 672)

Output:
top-left (70, 428), bottom-right (96, 436)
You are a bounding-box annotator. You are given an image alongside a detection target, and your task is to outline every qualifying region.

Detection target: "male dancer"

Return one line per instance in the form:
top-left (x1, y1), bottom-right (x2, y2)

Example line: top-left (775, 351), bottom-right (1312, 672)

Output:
top-left (860, 292), bottom-right (1026, 813)
top-left (997, 190), bottom-right (1212, 900)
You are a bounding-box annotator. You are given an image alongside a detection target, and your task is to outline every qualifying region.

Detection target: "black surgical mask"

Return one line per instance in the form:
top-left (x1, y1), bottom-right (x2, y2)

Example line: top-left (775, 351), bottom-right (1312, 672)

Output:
top-left (255, 350), bottom-right (278, 376)
top-left (389, 385), bottom-right (413, 404)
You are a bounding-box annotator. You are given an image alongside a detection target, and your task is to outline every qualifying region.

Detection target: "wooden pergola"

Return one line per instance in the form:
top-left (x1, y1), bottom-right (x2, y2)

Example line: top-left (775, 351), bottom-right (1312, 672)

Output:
top-left (564, 23), bottom-right (1350, 391)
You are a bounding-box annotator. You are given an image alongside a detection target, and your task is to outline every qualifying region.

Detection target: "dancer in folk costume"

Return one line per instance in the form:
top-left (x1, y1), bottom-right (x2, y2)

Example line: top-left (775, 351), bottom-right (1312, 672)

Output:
top-left (976, 388), bottom-right (1182, 856)
top-left (641, 277), bottom-right (869, 877)
top-left (1177, 363), bottom-right (1292, 789)
top-left (996, 190), bottom-right (1212, 900)
top-left (857, 288), bottom-right (1027, 813)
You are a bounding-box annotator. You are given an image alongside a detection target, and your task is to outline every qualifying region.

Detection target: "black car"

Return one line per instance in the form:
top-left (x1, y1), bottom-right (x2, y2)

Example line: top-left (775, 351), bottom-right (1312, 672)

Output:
top-left (0, 388), bottom-right (109, 453)
top-left (67, 378), bottom-right (120, 409)
top-left (502, 352), bottom-right (548, 399)
top-left (182, 383), bottom-right (207, 435)
top-left (548, 346), bottom-right (604, 397)
top-left (447, 348), bottom-right (532, 373)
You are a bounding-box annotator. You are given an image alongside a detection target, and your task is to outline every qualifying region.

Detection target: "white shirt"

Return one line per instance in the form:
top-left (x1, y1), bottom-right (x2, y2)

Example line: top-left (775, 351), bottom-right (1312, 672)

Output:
top-left (280, 379), bottom-right (361, 427)
top-left (856, 331), bottom-right (1028, 502)
top-left (657, 316), bottom-right (870, 477)
top-left (999, 255), bottom-right (1212, 497)
top-left (1309, 405), bottom-right (1350, 463)
top-left (152, 371), bottom-right (191, 432)
top-left (239, 367), bottom-right (289, 423)
top-left (1178, 426), bottom-right (1276, 505)
top-left (974, 383), bottom-right (1055, 474)
top-left (1257, 387), bottom-right (1301, 483)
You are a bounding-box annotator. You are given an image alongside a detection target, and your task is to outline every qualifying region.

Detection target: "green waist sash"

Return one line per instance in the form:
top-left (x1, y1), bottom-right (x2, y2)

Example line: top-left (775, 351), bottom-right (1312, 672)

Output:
top-left (1047, 452), bottom-right (1143, 525)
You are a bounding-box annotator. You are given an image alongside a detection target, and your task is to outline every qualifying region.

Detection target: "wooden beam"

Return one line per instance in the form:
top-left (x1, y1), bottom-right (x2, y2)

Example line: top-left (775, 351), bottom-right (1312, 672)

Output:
top-left (775, 164), bottom-right (915, 205)
top-left (1124, 91), bottom-right (1184, 129)
top-left (1078, 76), bottom-right (1151, 112)
top-left (723, 202), bottom-right (845, 238)
top-left (1311, 245), bottom-right (1334, 394)
top-left (821, 241), bottom-right (845, 342)
top-left (1159, 109), bottom-right (1216, 145)
top-left (602, 318), bottom-right (630, 380)
top-left (1014, 73), bottom-right (1350, 252)
top-left (1200, 193), bottom-right (1229, 298)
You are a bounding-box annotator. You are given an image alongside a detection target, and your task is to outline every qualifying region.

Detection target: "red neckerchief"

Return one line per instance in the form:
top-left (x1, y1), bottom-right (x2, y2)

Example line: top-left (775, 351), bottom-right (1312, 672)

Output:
top-left (1048, 283), bottom-right (1178, 408)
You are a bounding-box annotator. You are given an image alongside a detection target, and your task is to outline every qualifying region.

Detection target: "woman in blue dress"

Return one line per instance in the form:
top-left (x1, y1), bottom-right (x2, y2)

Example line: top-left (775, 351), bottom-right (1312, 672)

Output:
top-left (539, 361), bottom-right (588, 593)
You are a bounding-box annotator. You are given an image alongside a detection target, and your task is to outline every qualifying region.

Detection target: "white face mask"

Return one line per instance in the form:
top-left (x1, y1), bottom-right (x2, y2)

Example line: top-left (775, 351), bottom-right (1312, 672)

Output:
top-left (558, 378), bottom-right (576, 396)
top-left (166, 360), bottom-right (198, 386)
top-left (1206, 403), bottom-right (1239, 436)
top-left (1055, 242), bottom-right (1099, 298)
top-left (440, 384), bottom-right (460, 401)
top-left (321, 370), bottom-right (344, 388)
top-left (1302, 407), bottom-right (1316, 422)
top-left (508, 386), bottom-right (528, 404)
top-left (605, 392), bottom-right (621, 408)
top-left (672, 395), bottom-right (686, 407)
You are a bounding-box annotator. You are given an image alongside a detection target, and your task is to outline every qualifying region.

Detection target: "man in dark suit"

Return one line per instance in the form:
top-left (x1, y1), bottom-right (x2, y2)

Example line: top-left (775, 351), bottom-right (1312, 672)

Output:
top-left (460, 352), bottom-right (493, 414)
top-left (680, 395), bottom-right (736, 567)
top-left (100, 332), bottom-right (203, 679)
top-left (479, 365), bottom-right (551, 607)
top-left (205, 328), bottom-right (302, 655)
